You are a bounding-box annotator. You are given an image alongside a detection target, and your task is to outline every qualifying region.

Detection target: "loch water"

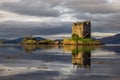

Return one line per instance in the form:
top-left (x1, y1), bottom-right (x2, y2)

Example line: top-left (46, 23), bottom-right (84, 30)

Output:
top-left (0, 45), bottom-right (120, 80)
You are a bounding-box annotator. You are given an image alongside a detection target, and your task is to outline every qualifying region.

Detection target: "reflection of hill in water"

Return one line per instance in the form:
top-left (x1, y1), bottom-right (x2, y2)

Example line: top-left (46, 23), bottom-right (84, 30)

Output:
top-left (63, 45), bottom-right (101, 52)
top-left (102, 45), bottom-right (120, 53)
top-left (21, 45), bottom-right (120, 55)
top-left (22, 45), bottom-right (62, 53)
top-left (2, 44), bottom-right (119, 53)
top-left (21, 45), bottom-right (101, 53)
top-left (22, 45), bottom-right (37, 53)
top-left (1, 45), bottom-right (120, 54)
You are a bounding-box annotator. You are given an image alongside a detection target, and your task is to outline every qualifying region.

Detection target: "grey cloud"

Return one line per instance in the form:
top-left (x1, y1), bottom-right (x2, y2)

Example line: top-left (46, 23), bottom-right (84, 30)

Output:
top-left (63, 0), bottom-right (120, 33)
top-left (0, 0), bottom-right (120, 39)
top-left (0, 20), bottom-right (120, 39)
top-left (0, 0), bottom-right (61, 17)
top-left (0, 21), bottom-right (72, 39)
top-left (73, 12), bottom-right (120, 33)
top-left (0, 0), bottom-right (120, 16)
top-left (64, 0), bottom-right (119, 14)
top-left (0, 0), bottom-right (119, 17)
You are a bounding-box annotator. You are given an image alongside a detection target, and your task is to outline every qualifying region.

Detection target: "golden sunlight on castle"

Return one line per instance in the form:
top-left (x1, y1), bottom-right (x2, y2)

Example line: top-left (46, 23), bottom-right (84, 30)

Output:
top-left (72, 21), bottom-right (91, 38)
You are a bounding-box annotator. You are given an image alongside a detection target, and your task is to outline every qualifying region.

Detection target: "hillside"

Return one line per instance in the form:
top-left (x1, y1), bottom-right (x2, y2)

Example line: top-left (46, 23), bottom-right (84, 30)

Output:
top-left (100, 33), bottom-right (120, 44)
top-left (1, 37), bottom-right (45, 44)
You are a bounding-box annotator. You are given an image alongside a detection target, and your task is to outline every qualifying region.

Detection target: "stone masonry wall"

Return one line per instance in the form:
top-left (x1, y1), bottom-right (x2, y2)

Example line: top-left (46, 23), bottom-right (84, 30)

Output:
top-left (72, 21), bottom-right (91, 38)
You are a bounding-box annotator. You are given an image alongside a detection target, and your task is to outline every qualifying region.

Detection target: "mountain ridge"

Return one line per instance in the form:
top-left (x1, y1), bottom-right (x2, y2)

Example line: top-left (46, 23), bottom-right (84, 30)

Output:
top-left (99, 33), bottom-right (120, 44)
top-left (0, 37), bottom-right (45, 44)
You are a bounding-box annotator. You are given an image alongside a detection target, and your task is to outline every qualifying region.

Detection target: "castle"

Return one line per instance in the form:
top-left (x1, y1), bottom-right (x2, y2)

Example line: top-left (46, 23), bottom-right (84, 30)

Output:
top-left (72, 21), bottom-right (91, 38)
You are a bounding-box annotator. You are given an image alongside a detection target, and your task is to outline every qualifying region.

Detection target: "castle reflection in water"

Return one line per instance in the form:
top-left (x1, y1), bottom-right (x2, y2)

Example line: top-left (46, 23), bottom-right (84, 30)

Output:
top-left (22, 45), bottom-right (99, 69)
top-left (72, 46), bottom-right (91, 69)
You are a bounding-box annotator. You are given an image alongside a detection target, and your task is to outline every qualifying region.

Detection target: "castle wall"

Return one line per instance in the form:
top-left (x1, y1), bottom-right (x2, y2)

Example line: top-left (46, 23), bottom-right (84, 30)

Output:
top-left (72, 21), bottom-right (91, 38)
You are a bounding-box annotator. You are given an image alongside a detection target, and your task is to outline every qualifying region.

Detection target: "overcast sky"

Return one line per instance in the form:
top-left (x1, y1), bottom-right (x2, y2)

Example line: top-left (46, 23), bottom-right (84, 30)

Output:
top-left (0, 0), bottom-right (120, 39)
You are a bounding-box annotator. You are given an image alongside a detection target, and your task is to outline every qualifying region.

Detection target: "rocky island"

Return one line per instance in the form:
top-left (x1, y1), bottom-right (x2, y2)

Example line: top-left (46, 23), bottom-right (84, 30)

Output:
top-left (63, 21), bottom-right (102, 45)
top-left (0, 21), bottom-right (102, 45)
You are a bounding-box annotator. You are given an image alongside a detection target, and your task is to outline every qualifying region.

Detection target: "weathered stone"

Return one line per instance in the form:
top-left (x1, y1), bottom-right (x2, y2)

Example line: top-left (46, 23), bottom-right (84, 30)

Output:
top-left (72, 21), bottom-right (91, 38)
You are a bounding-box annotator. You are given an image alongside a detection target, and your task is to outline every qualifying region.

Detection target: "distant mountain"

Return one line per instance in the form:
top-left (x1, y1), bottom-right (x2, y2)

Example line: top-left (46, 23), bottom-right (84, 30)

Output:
top-left (35, 37), bottom-right (45, 41)
top-left (99, 33), bottom-right (120, 44)
top-left (5, 37), bottom-right (24, 43)
top-left (54, 39), bottom-right (63, 42)
top-left (1, 37), bottom-right (45, 44)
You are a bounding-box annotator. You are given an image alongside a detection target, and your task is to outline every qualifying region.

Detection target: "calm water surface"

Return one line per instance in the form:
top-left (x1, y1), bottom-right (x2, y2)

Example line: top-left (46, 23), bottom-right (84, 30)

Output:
top-left (0, 45), bottom-right (120, 80)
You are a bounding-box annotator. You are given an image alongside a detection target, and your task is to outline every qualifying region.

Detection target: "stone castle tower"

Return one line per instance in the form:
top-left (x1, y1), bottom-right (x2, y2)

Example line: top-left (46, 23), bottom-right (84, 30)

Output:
top-left (72, 21), bottom-right (91, 38)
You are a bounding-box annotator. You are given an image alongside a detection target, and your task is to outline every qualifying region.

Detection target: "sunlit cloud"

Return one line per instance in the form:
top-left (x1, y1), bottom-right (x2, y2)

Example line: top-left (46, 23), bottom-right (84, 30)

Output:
top-left (0, 0), bottom-right (20, 4)
top-left (92, 32), bottom-right (117, 38)
top-left (107, 0), bottom-right (114, 3)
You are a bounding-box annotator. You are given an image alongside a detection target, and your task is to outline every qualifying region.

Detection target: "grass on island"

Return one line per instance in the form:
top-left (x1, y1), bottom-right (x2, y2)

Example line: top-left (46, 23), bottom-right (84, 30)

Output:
top-left (63, 34), bottom-right (101, 45)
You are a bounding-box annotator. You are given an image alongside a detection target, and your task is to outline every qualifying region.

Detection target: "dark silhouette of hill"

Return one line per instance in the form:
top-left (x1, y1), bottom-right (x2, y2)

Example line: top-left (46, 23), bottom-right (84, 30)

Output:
top-left (5, 37), bottom-right (24, 43)
top-left (100, 33), bottom-right (120, 44)
top-left (1, 37), bottom-right (45, 44)
top-left (35, 37), bottom-right (45, 41)
top-left (54, 39), bottom-right (63, 42)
